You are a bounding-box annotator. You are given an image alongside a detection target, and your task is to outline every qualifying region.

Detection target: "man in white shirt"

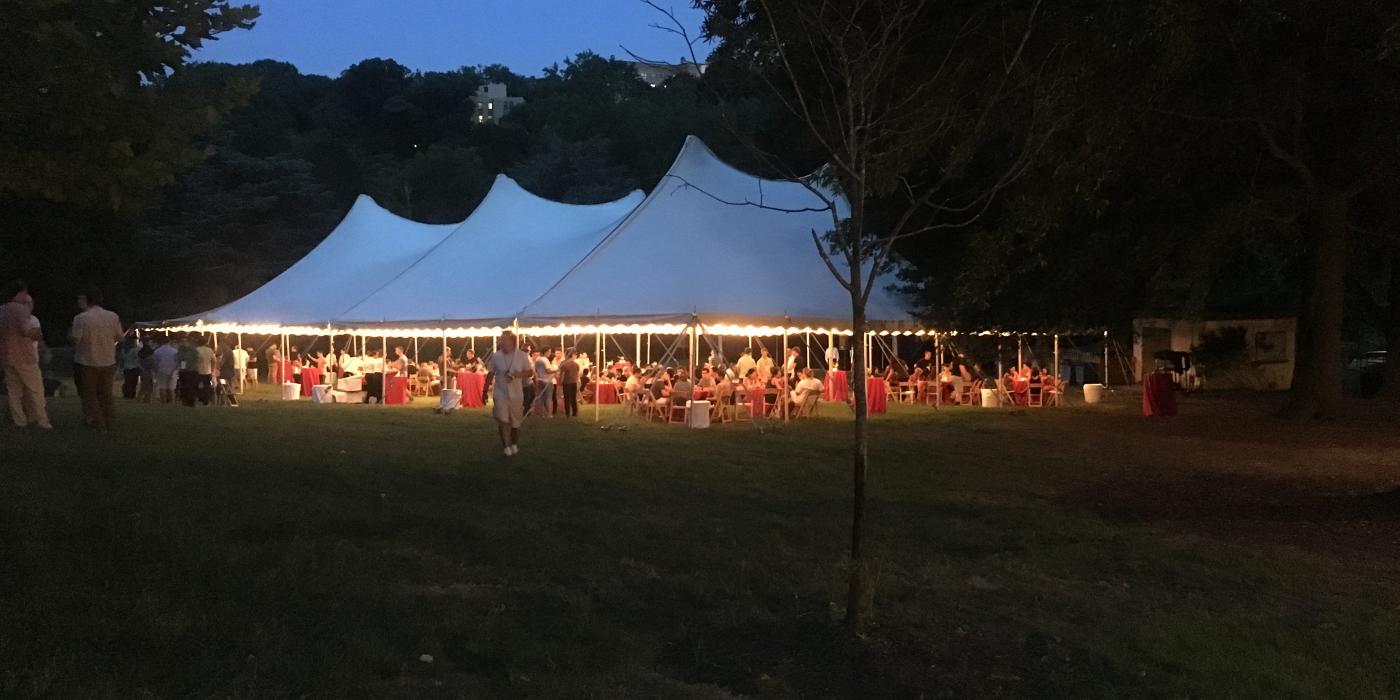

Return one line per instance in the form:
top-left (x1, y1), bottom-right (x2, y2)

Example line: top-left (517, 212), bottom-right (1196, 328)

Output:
top-left (153, 336), bottom-right (179, 403)
top-left (68, 288), bottom-right (124, 430)
top-left (486, 331), bottom-right (531, 456)
top-left (825, 342), bottom-right (841, 370)
top-left (231, 345), bottom-right (249, 393)
top-left (784, 347), bottom-right (800, 383)
top-left (531, 346), bottom-right (555, 417)
top-left (735, 348), bottom-right (757, 381)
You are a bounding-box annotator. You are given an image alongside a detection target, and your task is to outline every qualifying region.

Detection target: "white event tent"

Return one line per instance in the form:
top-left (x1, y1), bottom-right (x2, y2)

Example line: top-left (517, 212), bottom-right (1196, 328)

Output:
top-left (335, 175), bottom-right (644, 330)
top-left (164, 194), bottom-right (462, 334)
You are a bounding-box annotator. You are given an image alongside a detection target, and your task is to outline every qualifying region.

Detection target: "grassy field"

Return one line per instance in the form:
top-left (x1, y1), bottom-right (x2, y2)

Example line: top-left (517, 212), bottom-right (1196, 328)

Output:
top-left (2, 387), bottom-right (1399, 698)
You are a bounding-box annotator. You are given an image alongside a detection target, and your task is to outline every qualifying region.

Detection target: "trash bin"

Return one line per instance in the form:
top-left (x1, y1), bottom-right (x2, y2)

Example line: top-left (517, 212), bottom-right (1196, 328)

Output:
top-left (687, 400), bottom-right (711, 428)
top-left (1083, 383), bottom-right (1104, 404)
top-left (980, 388), bottom-right (999, 407)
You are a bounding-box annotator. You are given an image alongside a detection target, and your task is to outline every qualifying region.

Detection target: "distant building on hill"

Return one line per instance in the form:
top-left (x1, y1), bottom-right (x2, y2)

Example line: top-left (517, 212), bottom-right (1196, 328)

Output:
top-left (626, 59), bottom-right (707, 87)
top-left (474, 82), bottom-right (525, 124)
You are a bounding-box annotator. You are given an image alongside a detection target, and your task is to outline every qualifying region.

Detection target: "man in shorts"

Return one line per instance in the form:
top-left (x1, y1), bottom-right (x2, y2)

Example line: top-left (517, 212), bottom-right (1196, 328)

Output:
top-left (486, 330), bottom-right (531, 457)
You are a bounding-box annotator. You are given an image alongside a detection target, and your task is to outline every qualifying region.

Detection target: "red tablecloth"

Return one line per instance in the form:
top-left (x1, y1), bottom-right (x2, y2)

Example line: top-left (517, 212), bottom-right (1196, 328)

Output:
top-left (1143, 373), bottom-right (1177, 417)
top-left (384, 374), bottom-right (408, 405)
top-left (824, 369), bottom-right (848, 402)
top-left (746, 387), bottom-right (765, 418)
top-left (596, 382), bottom-right (619, 404)
top-left (300, 367), bottom-right (321, 396)
top-left (1011, 378), bottom-right (1031, 405)
top-left (867, 378), bottom-right (888, 414)
top-left (457, 371), bottom-right (485, 407)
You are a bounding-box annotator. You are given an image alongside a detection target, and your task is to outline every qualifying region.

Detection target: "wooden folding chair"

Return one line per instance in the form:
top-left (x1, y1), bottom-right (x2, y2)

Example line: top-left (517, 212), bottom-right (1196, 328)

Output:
top-left (793, 392), bottom-right (820, 419)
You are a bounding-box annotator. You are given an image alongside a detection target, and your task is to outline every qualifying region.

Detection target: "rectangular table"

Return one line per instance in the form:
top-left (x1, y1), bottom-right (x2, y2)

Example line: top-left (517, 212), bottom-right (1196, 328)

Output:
top-left (384, 374), bottom-right (408, 405)
top-left (300, 367), bottom-right (322, 397)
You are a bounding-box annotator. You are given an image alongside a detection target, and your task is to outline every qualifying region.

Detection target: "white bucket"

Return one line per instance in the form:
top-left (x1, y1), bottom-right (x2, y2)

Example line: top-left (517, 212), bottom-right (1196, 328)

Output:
top-left (281, 382), bottom-right (301, 401)
top-left (1083, 383), bottom-right (1104, 404)
top-left (980, 388), bottom-right (999, 408)
top-left (687, 400), bottom-right (711, 429)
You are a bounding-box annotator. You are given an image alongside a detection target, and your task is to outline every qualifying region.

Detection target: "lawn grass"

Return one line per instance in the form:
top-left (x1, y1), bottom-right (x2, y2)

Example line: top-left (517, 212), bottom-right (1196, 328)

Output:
top-left (2, 388), bottom-right (1399, 697)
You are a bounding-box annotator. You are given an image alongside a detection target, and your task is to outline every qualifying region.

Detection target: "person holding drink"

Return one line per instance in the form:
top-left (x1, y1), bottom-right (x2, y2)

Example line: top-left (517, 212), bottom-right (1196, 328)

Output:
top-left (485, 330), bottom-right (531, 457)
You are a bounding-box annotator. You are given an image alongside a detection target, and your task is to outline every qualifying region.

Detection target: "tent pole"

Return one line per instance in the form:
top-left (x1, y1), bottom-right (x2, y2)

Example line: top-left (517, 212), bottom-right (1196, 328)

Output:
top-left (413, 336), bottom-right (419, 366)
top-left (1103, 330), bottom-right (1110, 388)
top-left (595, 330), bottom-right (602, 423)
top-left (997, 340), bottom-right (1003, 380)
top-left (805, 331), bottom-right (811, 372)
top-left (1017, 335), bottom-right (1024, 371)
top-left (782, 328), bottom-right (788, 421)
top-left (645, 334), bottom-right (650, 365)
top-left (634, 332), bottom-right (641, 366)
top-left (1053, 333), bottom-right (1061, 406)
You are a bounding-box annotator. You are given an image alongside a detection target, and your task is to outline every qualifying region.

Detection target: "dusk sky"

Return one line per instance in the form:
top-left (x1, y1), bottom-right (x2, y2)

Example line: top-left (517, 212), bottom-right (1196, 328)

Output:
top-left (195, 0), bottom-right (712, 77)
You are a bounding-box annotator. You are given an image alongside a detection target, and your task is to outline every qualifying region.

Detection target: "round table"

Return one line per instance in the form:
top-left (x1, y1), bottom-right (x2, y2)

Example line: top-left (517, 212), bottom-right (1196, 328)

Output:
top-left (596, 382), bottom-right (619, 404)
top-left (823, 370), bottom-right (848, 402)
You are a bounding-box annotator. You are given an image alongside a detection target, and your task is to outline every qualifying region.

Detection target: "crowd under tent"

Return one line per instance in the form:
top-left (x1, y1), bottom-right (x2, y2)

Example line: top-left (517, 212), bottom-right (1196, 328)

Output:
top-left (145, 135), bottom-right (1119, 407)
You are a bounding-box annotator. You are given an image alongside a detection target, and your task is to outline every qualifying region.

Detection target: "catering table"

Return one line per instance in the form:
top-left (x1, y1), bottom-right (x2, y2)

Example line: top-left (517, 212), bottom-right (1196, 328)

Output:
top-left (1142, 372), bottom-right (1177, 417)
top-left (299, 367), bottom-right (322, 397)
top-left (456, 370), bottom-right (485, 408)
top-left (384, 374), bottom-right (409, 405)
top-left (823, 369), bottom-right (848, 402)
top-left (866, 377), bottom-right (888, 414)
top-left (595, 382), bottom-right (619, 404)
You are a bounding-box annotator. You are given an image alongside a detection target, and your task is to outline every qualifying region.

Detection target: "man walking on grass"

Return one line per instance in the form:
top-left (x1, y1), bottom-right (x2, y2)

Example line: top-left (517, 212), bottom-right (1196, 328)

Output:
top-left (1, 281), bottom-right (52, 429)
top-left (486, 330), bottom-right (530, 457)
top-left (68, 287), bottom-right (123, 431)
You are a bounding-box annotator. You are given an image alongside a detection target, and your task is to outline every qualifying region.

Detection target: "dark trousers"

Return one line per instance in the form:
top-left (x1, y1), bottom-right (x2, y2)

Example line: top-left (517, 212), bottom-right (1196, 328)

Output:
top-left (122, 368), bottom-right (140, 399)
top-left (363, 372), bottom-right (383, 403)
top-left (179, 370), bottom-right (197, 406)
top-left (562, 382), bottom-right (579, 417)
top-left (196, 374), bottom-right (213, 405)
top-left (77, 364), bottom-right (116, 429)
top-left (138, 369), bottom-right (154, 402)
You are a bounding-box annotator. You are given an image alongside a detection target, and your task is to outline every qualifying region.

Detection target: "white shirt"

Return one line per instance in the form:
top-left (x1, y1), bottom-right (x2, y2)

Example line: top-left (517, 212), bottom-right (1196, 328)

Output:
top-left (791, 376), bottom-right (824, 403)
top-left (232, 347), bottom-right (249, 370)
top-left (489, 349), bottom-right (531, 403)
top-left (69, 305), bottom-right (123, 367)
top-left (825, 346), bottom-right (840, 367)
top-left (784, 354), bottom-right (797, 374)
top-left (533, 356), bottom-right (552, 384)
top-left (154, 344), bottom-right (179, 376)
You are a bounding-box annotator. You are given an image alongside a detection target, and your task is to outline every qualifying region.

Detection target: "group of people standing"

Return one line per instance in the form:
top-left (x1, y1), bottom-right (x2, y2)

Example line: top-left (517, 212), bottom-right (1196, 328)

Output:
top-left (1, 281), bottom-right (124, 431)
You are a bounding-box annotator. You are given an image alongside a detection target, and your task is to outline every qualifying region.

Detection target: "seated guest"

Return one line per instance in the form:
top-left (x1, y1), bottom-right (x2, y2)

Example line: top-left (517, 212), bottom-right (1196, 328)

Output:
top-left (790, 368), bottom-right (824, 405)
top-left (461, 349), bottom-right (482, 372)
top-left (388, 346), bottom-right (408, 375)
top-left (742, 367), bottom-right (763, 390)
top-left (697, 366), bottom-right (717, 389)
top-left (670, 370), bottom-right (693, 405)
top-left (938, 362), bottom-right (960, 403)
top-left (624, 367), bottom-right (643, 396)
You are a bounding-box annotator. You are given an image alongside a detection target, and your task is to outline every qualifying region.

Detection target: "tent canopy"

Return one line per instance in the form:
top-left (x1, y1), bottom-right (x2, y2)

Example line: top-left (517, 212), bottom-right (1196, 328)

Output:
top-left (164, 195), bottom-right (460, 327)
top-left (516, 136), bottom-right (910, 328)
top-left (335, 175), bottom-right (644, 327)
top-left (155, 136), bottom-right (913, 334)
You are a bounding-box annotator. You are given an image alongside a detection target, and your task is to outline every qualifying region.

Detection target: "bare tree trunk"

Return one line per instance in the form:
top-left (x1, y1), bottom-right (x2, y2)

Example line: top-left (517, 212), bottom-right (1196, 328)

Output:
top-left (845, 295), bottom-right (870, 630)
top-left (1281, 188), bottom-right (1350, 419)
top-left (1382, 252), bottom-right (1400, 399)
